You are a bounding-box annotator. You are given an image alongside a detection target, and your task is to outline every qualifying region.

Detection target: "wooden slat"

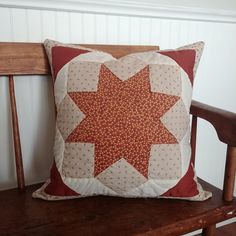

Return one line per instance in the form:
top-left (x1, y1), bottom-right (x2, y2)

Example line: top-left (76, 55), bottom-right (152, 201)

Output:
top-left (190, 115), bottom-right (198, 165)
top-left (0, 42), bottom-right (159, 76)
top-left (8, 75), bottom-right (25, 190)
top-left (0, 43), bottom-right (50, 75)
top-left (223, 146), bottom-right (236, 201)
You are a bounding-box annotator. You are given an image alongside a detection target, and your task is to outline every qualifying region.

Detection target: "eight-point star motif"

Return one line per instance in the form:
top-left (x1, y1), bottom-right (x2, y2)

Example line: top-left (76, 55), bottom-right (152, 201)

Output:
top-left (66, 65), bottom-right (179, 177)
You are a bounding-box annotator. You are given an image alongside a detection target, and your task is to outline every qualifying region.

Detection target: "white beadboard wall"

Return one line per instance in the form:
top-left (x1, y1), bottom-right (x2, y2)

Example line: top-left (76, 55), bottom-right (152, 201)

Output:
top-left (0, 3), bottom-right (236, 200)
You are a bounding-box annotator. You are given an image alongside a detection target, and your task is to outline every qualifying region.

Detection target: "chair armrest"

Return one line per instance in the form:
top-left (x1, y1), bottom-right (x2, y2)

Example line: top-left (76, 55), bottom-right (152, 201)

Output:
top-left (190, 100), bottom-right (236, 146)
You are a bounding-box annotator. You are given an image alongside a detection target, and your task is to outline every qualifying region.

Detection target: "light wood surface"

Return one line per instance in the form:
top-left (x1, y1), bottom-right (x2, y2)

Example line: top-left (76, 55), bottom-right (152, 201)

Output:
top-left (0, 42), bottom-right (159, 75)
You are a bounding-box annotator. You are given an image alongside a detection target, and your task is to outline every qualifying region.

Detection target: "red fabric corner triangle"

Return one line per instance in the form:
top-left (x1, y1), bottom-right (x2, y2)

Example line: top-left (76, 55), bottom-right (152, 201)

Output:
top-left (159, 50), bottom-right (196, 85)
top-left (51, 46), bottom-right (90, 79)
top-left (161, 162), bottom-right (198, 198)
top-left (45, 161), bottom-right (80, 196)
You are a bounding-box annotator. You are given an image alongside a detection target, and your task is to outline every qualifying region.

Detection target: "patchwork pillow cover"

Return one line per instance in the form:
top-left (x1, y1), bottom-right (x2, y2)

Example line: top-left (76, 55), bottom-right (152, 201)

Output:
top-left (33, 39), bottom-right (212, 201)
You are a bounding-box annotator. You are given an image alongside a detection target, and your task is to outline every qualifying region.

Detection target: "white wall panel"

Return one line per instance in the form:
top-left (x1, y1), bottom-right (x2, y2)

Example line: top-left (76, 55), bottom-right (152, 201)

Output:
top-left (0, 76), bottom-right (16, 189)
top-left (13, 75), bottom-right (55, 185)
top-left (0, 4), bottom-right (236, 206)
top-left (55, 11), bottom-right (70, 42)
top-left (118, 16), bottom-right (129, 44)
top-left (149, 18), bottom-right (161, 45)
top-left (139, 18), bottom-right (152, 45)
top-left (94, 14), bottom-right (108, 44)
top-left (83, 13), bottom-right (97, 43)
top-left (106, 15), bottom-right (119, 44)
top-left (2, 0), bottom-right (236, 23)
top-left (27, 9), bottom-right (42, 42)
top-left (70, 12), bottom-right (84, 43)
top-left (0, 7), bottom-right (13, 41)
top-left (42, 10), bottom-right (56, 40)
top-left (11, 8), bottom-right (28, 41)
top-left (129, 17), bottom-right (141, 45)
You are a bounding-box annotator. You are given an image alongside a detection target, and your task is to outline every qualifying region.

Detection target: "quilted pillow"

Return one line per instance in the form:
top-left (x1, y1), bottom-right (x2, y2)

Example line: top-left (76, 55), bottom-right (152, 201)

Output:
top-left (33, 39), bottom-right (212, 201)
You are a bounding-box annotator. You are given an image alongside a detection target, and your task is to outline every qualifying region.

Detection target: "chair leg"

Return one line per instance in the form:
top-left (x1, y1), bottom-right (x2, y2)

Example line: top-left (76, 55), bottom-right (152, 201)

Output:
top-left (202, 224), bottom-right (216, 236)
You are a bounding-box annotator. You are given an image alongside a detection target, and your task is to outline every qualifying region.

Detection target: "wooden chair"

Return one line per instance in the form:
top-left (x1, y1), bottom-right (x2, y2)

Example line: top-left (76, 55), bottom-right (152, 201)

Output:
top-left (0, 42), bottom-right (235, 236)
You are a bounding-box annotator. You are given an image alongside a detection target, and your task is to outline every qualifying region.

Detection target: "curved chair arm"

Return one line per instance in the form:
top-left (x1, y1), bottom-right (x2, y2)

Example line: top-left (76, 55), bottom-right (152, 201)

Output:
top-left (190, 100), bottom-right (236, 201)
top-left (190, 100), bottom-right (236, 146)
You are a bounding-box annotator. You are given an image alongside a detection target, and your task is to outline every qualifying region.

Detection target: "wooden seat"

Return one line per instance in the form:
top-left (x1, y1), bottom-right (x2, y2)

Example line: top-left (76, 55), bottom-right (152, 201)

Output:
top-left (0, 42), bottom-right (236, 236)
top-left (0, 180), bottom-right (235, 236)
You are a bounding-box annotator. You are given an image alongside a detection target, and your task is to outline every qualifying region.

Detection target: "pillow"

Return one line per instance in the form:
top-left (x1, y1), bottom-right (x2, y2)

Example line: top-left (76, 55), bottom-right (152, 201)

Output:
top-left (33, 39), bottom-right (212, 201)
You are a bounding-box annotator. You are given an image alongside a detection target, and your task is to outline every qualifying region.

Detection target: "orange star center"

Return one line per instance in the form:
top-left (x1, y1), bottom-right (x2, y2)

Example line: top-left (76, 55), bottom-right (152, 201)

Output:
top-left (67, 65), bottom-right (179, 177)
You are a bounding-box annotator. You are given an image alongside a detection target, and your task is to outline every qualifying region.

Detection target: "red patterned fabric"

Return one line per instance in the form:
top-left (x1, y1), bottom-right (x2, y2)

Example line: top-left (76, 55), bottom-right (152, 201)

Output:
top-left (52, 46), bottom-right (89, 78)
top-left (45, 162), bottom-right (80, 196)
top-left (159, 50), bottom-right (196, 84)
top-left (162, 163), bottom-right (198, 197)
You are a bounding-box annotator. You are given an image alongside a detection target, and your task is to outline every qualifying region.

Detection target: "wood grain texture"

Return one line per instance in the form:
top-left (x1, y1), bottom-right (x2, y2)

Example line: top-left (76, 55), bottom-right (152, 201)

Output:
top-left (0, 43), bottom-right (50, 75)
top-left (0, 42), bottom-right (159, 75)
top-left (8, 75), bottom-right (25, 190)
top-left (0, 179), bottom-right (235, 236)
top-left (190, 100), bottom-right (236, 146)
